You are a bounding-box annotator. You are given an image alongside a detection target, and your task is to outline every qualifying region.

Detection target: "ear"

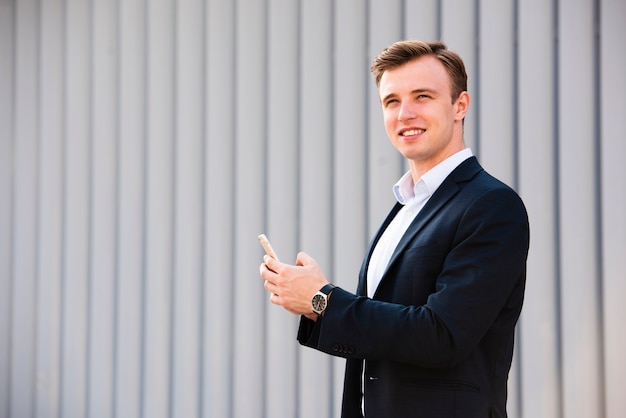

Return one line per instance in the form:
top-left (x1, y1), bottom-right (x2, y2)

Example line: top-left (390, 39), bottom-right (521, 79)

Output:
top-left (454, 91), bottom-right (470, 121)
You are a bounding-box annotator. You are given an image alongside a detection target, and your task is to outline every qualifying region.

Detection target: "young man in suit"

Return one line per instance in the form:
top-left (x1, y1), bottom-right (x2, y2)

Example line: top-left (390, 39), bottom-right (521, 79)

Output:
top-left (260, 40), bottom-right (529, 418)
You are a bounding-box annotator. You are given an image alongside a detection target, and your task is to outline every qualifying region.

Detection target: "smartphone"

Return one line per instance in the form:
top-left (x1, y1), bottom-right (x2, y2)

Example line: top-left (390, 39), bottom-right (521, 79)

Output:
top-left (258, 234), bottom-right (279, 261)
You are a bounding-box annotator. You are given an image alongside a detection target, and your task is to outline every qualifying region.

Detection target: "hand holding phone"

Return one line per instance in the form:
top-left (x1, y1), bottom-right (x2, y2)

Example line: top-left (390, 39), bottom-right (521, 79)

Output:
top-left (258, 234), bottom-right (279, 261)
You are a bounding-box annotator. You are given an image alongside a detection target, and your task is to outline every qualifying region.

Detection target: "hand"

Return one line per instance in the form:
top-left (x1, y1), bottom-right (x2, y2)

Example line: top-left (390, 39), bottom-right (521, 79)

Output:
top-left (259, 252), bottom-right (329, 319)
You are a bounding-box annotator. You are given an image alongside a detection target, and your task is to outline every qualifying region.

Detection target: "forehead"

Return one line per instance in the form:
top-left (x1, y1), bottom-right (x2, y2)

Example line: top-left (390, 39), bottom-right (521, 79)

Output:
top-left (378, 55), bottom-right (452, 97)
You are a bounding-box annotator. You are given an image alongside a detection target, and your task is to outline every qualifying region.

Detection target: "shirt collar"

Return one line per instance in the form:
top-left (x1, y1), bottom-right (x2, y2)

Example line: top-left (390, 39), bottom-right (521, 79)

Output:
top-left (393, 148), bottom-right (474, 204)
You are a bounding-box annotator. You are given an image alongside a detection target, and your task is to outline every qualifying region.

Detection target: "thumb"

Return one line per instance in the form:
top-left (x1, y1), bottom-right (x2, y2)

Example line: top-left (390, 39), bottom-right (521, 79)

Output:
top-left (295, 251), bottom-right (317, 267)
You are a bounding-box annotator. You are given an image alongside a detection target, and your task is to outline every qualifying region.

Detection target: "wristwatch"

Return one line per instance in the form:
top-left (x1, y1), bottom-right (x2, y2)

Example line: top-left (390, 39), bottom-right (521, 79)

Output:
top-left (311, 284), bottom-right (336, 316)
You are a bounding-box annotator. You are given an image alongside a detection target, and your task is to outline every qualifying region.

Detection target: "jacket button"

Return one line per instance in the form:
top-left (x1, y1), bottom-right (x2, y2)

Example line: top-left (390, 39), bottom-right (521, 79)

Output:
top-left (332, 344), bottom-right (339, 352)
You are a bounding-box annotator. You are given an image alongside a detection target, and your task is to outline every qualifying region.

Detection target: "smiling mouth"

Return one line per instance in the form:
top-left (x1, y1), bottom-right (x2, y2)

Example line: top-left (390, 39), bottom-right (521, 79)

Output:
top-left (401, 129), bottom-right (425, 136)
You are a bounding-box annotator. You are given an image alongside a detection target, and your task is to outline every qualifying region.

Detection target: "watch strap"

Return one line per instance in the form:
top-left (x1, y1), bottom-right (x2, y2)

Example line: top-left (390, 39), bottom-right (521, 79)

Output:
top-left (319, 283), bottom-right (336, 295)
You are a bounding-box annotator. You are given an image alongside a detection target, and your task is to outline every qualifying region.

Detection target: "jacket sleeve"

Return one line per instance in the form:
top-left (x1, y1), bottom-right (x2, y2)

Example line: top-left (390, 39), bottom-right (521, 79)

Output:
top-left (297, 186), bottom-right (529, 368)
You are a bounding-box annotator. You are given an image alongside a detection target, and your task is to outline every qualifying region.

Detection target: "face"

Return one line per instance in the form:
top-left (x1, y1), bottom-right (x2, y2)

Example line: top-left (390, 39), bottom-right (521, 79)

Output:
top-left (378, 55), bottom-right (469, 179)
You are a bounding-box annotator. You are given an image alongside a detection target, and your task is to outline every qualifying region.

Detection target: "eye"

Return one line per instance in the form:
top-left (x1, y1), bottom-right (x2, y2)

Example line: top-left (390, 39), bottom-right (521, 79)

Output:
top-left (383, 98), bottom-right (399, 107)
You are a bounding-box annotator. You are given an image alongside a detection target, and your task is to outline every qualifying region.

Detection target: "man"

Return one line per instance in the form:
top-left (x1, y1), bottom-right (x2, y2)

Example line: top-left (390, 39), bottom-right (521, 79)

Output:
top-left (260, 40), bottom-right (529, 418)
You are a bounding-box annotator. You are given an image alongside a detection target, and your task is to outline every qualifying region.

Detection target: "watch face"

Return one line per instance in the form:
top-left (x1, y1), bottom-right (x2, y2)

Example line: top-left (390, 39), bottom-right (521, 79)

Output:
top-left (312, 293), bottom-right (327, 314)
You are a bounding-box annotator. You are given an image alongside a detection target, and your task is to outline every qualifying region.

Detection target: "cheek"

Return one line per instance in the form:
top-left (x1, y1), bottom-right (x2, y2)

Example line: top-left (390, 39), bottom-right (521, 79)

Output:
top-left (383, 112), bottom-right (397, 135)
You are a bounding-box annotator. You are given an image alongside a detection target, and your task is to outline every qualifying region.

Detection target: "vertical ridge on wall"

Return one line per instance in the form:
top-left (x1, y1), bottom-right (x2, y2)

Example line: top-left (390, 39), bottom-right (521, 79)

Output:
top-left (510, 2), bottom-right (522, 414)
top-left (591, 2), bottom-right (606, 418)
top-left (553, 7), bottom-right (566, 416)
top-left (553, 0), bottom-right (565, 414)
top-left (327, 3), bottom-right (337, 414)
top-left (197, 0), bottom-right (208, 415)
top-left (0, 2), bottom-right (13, 416)
top-left (139, 0), bottom-right (151, 415)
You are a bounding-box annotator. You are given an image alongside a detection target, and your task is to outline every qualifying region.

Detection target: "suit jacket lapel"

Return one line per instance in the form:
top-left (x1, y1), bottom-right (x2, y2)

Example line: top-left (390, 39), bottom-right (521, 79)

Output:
top-left (385, 181), bottom-right (459, 272)
top-left (374, 157), bottom-right (483, 296)
top-left (357, 202), bottom-right (403, 296)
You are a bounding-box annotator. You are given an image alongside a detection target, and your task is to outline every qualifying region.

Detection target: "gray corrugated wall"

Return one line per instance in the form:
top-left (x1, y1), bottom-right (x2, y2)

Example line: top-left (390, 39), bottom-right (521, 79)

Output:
top-left (1, 0), bottom-right (624, 417)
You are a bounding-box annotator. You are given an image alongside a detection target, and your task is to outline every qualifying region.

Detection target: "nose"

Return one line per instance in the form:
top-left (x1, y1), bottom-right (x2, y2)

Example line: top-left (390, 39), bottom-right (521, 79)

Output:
top-left (397, 101), bottom-right (417, 121)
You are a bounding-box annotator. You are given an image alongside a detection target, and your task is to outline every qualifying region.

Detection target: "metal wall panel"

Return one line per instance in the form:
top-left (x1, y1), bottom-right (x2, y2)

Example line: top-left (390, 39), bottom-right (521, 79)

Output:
top-left (265, 0), bottom-right (300, 415)
top-left (600, 0), bottom-right (626, 416)
top-left (37, 1), bottom-right (64, 417)
top-left (477, 3), bottom-right (520, 415)
top-left (298, 2), bottom-right (335, 417)
top-left (441, 0), bottom-right (478, 152)
top-left (559, 1), bottom-right (603, 417)
top-left (232, 0), bottom-right (268, 415)
top-left (1, 0), bottom-right (625, 417)
top-left (11, 0), bottom-right (38, 417)
top-left (518, 0), bottom-right (561, 416)
top-left (144, 1), bottom-right (176, 418)
top-left (114, 1), bottom-right (146, 417)
top-left (173, 0), bottom-right (205, 416)
top-left (88, 1), bottom-right (117, 417)
top-left (367, 0), bottom-right (405, 235)
top-left (478, 0), bottom-right (516, 185)
top-left (204, 0), bottom-right (235, 417)
top-left (332, 0), bottom-right (369, 414)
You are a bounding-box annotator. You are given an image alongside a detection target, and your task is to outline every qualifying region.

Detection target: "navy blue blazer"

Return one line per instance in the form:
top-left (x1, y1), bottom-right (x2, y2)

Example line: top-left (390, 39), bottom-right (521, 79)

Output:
top-left (298, 157), bottom-right (529, 418)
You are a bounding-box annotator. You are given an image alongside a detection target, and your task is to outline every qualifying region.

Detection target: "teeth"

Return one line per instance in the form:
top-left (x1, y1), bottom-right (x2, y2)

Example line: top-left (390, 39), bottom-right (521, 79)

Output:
top-left (402, 129), bottom-right (424, 136)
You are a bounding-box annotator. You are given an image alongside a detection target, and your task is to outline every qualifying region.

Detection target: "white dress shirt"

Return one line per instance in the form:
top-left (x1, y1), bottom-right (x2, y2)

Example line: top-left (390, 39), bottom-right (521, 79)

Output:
top-left (366, 148), bottom-right (473, 298)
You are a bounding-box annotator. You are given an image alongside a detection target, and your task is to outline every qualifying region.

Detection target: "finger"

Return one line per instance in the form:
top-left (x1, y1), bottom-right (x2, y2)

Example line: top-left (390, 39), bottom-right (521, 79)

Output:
top-left (264, 279), bottom-right (280, 297)
top-left (260, 260), bottom-right (277, 279)
top-left (264, 254), bottom-right (284, 274)
top-left (269, 292), bottom-right (281, 305)
top-left (259, 263), bottom-right (271, 280)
